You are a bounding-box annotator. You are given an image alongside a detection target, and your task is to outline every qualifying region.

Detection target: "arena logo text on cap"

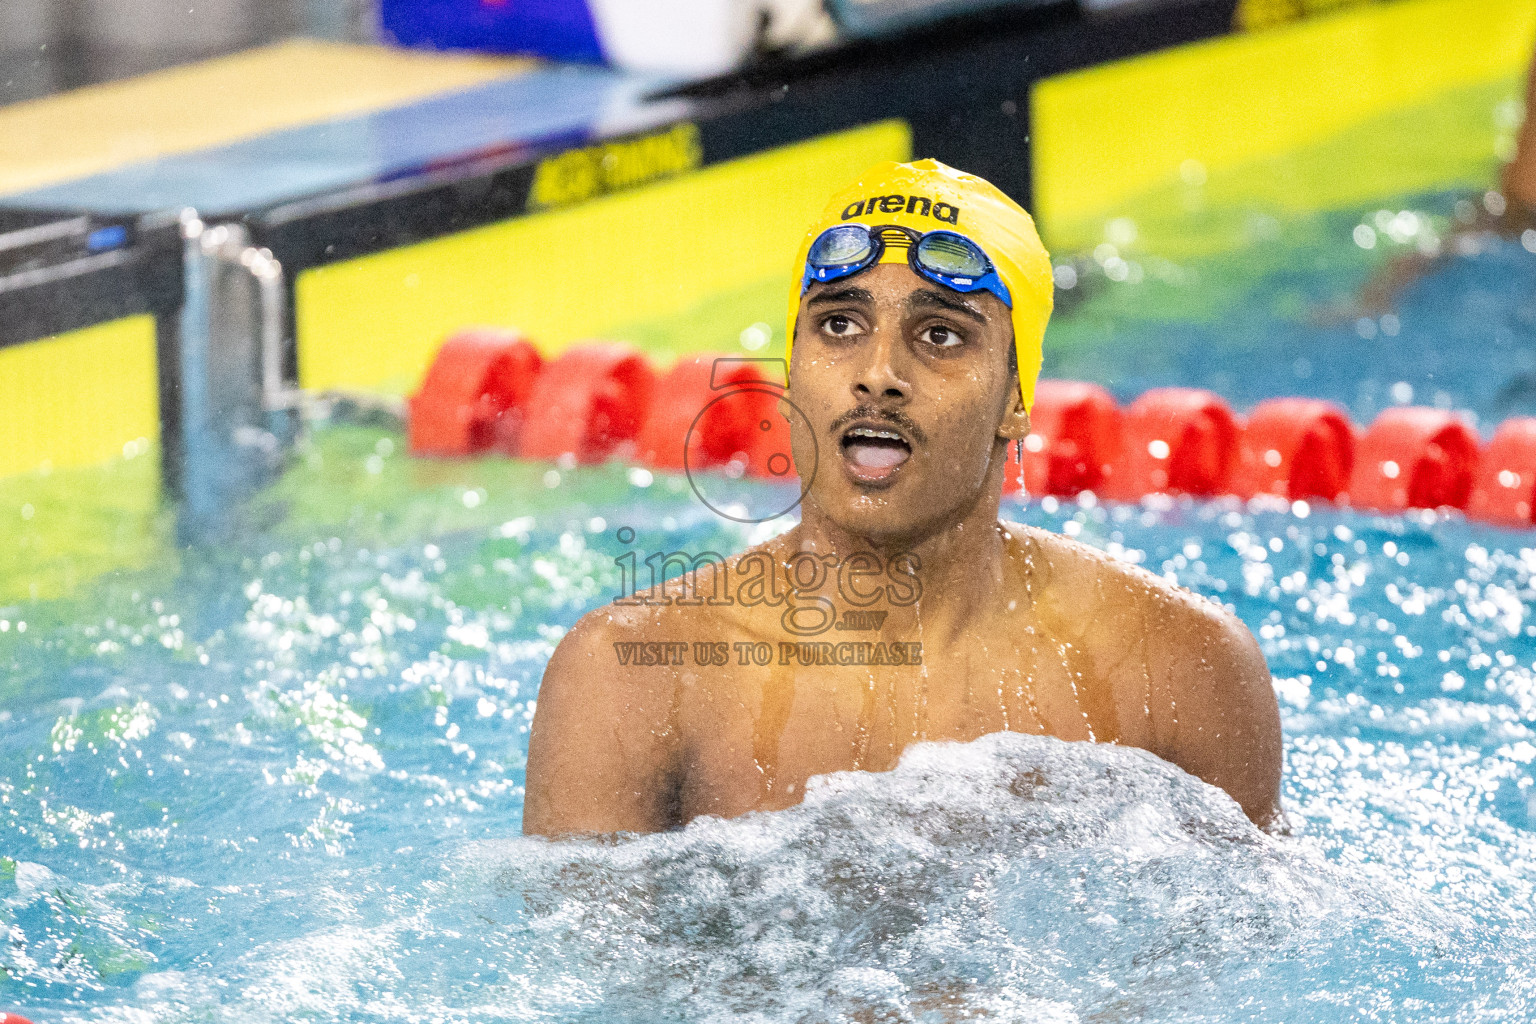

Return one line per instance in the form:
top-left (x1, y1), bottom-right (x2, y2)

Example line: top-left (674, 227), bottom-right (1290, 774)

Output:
top-left (840, 195), bottom-right (960, 224)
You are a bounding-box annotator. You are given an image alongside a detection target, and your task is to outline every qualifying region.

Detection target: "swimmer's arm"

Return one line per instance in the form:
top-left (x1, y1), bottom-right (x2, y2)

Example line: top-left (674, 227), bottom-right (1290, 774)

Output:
top-left (1152, 604), bottom-right (1284, 830)
top-left (522, 613), bottom-right (680, 837)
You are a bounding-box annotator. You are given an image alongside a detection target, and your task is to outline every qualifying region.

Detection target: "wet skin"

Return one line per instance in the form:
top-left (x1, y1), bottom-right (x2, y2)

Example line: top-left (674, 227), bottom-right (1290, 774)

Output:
top-left (524, 262), bottom-right (1283, 835)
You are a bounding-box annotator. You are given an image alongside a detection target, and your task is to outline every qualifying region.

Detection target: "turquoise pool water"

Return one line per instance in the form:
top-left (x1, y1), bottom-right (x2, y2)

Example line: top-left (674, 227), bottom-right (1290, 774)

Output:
top-left (4, 190), bottom-right (1536, 1021)
top-left (1047, 192), bottom-right (1536, 425)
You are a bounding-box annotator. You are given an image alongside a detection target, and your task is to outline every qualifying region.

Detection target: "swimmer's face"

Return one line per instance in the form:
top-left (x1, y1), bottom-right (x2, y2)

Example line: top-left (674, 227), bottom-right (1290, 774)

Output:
top-left (788, 262), bottom-right (1029, 543)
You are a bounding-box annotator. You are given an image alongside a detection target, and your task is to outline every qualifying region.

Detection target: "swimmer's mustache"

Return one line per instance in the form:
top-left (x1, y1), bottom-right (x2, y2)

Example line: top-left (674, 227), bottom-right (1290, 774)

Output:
top-left (828, 406), bottom-right (927, 446)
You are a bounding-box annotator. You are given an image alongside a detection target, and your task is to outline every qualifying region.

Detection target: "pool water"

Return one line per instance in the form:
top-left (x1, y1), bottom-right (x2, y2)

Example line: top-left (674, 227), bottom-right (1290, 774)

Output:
top-left (1046, 192), bottom-right (1536, 426)
top-left (5, 190), bottom-right (1536, 1022)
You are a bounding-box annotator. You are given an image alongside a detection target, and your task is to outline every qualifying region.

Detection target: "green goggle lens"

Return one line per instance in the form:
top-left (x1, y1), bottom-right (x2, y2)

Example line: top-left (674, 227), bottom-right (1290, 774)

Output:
top-left (914, 232), bottom-right (988, 278)
top-left (807, 225), bottom-right (875, 268)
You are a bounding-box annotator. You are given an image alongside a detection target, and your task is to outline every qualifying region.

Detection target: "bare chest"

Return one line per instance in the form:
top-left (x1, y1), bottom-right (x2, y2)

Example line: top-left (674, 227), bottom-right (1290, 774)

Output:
top-left (670, 631), bottom-right (1138, 822)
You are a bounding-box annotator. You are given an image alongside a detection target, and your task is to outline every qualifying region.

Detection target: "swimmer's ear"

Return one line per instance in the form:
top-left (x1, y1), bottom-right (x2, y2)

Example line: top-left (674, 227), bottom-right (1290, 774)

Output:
top-left (997, 388), bottom-right (1030, 443)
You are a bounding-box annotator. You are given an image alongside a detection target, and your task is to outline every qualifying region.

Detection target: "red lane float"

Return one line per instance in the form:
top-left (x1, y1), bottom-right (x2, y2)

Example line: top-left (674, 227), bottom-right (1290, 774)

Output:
top-left (516, 344), bottom-right (655, 464)
top-left (408, 329), bottom-right (542, 456)
top-left (1111, 388), bottom-right (1239, 498)
top-left (637, 356), bottom-right (784, 474)
top-left (1231, 397), bottom-right (1355, 501)
top-left (1468, 418), bottom-right (1536, 525)
top-left (404, 335), bottom-right (1536, 529)
top-left (636, 356), bottom-right (721, 470)
top-left (1, 1014), bottom-right (37, 1024)
top-left (1011, 380), bottom-right (1122, 497)
top-left (1347, 407), bottom-right (1479, 511)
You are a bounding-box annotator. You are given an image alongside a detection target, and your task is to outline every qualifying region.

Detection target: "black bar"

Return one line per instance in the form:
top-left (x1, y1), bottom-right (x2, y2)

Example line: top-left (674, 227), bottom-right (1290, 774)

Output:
top-left (250, 159), bottom-right (544, 276)
top-left (155, 309), bottom-right (185, 497)
top-left (0, 218), bottom-right (183, 351)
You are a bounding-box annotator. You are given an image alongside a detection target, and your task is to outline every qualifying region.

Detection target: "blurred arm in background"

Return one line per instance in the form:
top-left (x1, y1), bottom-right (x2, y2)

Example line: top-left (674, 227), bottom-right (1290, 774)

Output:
top-left (1503, 44), bottom-right (1536, 214)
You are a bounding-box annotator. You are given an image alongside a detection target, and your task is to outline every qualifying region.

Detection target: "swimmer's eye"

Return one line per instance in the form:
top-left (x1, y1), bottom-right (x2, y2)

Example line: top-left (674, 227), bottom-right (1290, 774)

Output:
top-left (919, 324), bottom-right (964, 348)
top-left (821, 314), bottom-right (864, 339)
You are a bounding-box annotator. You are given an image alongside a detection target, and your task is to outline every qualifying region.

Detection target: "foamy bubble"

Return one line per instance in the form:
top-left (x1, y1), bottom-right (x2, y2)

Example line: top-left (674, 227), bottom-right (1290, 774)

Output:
top-left (445, 732), bottom-right (1476, 1023)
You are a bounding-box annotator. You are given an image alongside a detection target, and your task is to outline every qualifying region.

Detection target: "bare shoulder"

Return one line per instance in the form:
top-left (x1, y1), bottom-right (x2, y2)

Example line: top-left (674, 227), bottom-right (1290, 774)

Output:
top-left (523, 600), bottom-right (690, 836)
top-left (525, 545), bottom-right (764, 835)
top-left (534, 586), bottom-right (712, 723)
top-left (537, 540), bottom-right (761, 710)
top-left (554, 543), bottom-right (747, 645)
top-left (1002, 521), bottom-right (1283, 828)
top-left (1002, 521), bottom-right (1224, 624)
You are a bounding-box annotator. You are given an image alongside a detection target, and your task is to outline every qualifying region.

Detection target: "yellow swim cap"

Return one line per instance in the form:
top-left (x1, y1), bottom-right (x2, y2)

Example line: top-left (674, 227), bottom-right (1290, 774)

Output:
top-left (786, 159), bottom-right (1054, 411)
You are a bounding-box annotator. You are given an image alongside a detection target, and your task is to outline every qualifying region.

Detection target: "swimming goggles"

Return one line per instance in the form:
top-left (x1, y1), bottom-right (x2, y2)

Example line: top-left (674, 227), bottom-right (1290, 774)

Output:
top-left (800, 224), bottom-right (1013, 308)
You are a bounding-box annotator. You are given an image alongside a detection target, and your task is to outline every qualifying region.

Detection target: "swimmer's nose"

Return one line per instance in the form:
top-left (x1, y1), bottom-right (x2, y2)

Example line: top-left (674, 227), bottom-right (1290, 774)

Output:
top-left (851, 333), bottom-right (910, 406)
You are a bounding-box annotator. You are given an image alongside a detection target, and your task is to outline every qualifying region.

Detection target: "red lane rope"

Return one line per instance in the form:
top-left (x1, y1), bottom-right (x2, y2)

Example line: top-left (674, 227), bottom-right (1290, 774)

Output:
top-left (409, 332), bottom-right (1536, 528)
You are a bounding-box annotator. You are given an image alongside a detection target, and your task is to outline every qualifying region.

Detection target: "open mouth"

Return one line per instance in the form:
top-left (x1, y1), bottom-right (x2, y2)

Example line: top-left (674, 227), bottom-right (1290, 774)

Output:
top-left (840, 424), bottom-right (913, 485)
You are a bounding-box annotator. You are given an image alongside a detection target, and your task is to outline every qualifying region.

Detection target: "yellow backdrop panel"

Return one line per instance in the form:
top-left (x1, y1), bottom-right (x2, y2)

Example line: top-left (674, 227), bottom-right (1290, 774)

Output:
top-left (1032, 0), bottom-right (1536, 238)
top-left (295, 120), bottom-right (914, 395)
top-left (0, 316), bottom-right (160, 479)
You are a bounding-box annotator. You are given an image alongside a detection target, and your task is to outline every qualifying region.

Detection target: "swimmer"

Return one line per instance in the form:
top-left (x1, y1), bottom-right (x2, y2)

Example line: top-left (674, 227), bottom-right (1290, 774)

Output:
top-left (524, 159), bottom-right (1283, 835)
top-left (1326, 43), bottom-right (1536, 327)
